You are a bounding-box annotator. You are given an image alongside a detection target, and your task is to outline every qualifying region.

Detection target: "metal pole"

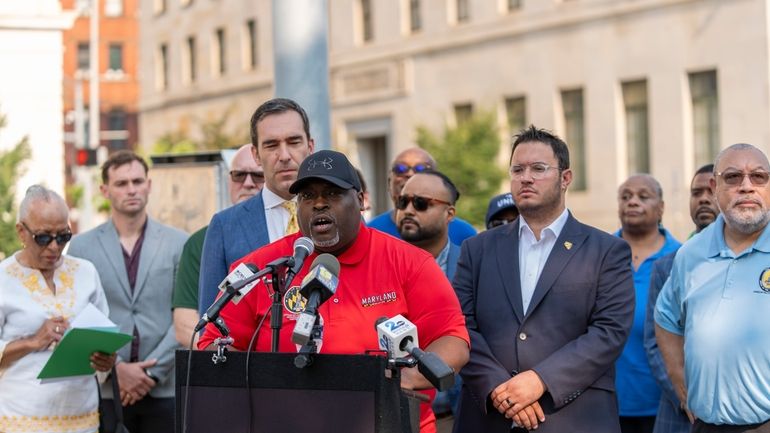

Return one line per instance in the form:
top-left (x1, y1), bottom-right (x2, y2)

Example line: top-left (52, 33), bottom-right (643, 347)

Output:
top-left (271, 0), bottom-right (331, 150)
top-left (89, 0), bottom-right (99, 152)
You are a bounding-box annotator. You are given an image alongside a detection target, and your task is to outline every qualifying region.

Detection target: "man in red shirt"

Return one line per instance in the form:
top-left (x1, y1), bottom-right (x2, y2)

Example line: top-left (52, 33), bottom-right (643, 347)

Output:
top-left (199, 149), bottom-right (470, 433)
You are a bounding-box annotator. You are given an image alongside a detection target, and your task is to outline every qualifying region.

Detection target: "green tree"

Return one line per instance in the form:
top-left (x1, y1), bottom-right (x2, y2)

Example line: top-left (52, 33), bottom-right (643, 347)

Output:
top-left (0, 111), bottom-right (32, 258)
top-left (417, 110), bottom-right (507, 228)
top-left (151, 105), bottom-right (249, 154)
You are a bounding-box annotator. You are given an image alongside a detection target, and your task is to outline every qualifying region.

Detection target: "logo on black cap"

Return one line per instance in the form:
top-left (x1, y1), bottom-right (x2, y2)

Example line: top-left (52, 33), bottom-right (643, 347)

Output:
top-left (308, 157), bottom-right (333, 170)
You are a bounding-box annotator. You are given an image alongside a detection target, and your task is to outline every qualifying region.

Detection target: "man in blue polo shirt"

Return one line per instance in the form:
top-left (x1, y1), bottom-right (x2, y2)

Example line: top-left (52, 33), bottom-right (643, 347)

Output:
top-left (656, 143), bottom-right (770, 433)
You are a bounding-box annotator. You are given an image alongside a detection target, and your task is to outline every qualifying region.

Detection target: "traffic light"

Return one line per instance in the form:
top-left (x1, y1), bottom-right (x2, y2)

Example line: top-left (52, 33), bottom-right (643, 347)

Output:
top-left (75, 148), bottom-right (98, 166)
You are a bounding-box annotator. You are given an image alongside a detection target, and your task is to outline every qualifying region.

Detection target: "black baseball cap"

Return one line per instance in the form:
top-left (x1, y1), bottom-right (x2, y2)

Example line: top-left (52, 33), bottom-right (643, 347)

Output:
top-left (289, 150), bottom-right (362, 194)
top-left (485, 192), bottom-right (517, 227)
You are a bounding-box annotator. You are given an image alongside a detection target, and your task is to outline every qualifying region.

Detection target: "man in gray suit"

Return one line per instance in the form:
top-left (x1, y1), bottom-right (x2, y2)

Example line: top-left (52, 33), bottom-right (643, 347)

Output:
top-left (69, 150), bottom-right (187, 433)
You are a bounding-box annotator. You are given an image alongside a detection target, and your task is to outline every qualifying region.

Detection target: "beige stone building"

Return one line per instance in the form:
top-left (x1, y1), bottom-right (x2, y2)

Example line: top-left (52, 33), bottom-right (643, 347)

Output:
top-left (139, 0), bottom-right (770, 239)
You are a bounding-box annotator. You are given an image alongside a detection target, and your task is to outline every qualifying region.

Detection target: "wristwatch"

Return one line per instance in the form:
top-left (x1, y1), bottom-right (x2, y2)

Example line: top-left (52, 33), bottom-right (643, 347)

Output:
top-left (144, 368), bottom-right (159, 384)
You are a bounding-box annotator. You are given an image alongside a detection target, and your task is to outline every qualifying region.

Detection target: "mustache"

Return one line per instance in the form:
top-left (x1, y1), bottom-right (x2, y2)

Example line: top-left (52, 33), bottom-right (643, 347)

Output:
top-left (399, 217), bottom-right (420, 227)
top-left (730, 196), bottom-right (763, 207)
top-left (695, 206), bottom-right (716, 215)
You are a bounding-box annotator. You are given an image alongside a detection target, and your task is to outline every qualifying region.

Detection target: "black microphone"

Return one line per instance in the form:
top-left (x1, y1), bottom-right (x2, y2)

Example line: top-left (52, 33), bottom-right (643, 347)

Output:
top-left (284, 237), bottom-right (314, 289)
top-left (376, 315), bottom-right (456, 391)
top-left (291, 254), bottom-right (340, 345)
top-left (194, 263), bottom-right (259, 332)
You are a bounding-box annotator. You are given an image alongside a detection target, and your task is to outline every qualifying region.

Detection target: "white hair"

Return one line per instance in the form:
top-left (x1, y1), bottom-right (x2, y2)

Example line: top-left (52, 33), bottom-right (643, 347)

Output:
top-left (17, 185), bottom-right (67, 221)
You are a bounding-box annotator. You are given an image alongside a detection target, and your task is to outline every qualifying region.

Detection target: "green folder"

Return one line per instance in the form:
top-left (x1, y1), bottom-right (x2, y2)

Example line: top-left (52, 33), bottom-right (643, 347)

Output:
top-left (37, 328), bottom-right (133, 379)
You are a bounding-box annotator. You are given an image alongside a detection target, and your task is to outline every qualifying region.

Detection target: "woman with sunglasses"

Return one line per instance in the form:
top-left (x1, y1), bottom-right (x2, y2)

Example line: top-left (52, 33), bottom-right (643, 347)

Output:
top-left (0, 185), bottom-right (115, 433)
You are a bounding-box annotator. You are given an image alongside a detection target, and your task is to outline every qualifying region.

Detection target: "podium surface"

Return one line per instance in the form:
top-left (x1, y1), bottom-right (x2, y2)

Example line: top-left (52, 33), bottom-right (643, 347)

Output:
top-left (176, 350), bottom-right (414, 433)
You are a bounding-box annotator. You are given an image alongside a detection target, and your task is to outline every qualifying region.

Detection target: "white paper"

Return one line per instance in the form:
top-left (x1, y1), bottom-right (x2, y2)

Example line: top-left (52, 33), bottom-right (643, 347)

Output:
top-left (68, 303), bottom-right (117, 331)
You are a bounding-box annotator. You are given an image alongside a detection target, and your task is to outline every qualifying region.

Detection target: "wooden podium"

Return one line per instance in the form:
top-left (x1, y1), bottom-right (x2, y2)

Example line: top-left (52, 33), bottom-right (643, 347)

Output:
top-left (175, 350), bottom-right (420, 433)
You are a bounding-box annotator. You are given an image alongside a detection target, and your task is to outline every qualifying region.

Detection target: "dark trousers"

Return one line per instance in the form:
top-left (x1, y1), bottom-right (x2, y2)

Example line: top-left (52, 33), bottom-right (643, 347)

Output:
top-left (99, 396), bottom-right (174, 433)
top-left (620, 416), bottom-right (656, 433)
top-left (692, 419), bottom-right (770, 433)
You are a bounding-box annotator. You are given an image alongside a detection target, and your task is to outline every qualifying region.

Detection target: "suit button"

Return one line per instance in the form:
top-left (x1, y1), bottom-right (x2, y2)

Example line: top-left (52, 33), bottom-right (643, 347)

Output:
top-left (518, 332), bottom-right (527, 341)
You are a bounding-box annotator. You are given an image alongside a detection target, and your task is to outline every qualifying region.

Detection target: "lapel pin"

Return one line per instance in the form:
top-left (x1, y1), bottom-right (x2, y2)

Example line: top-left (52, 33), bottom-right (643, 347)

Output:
top-left (564, 241), bottom-right (573, 250)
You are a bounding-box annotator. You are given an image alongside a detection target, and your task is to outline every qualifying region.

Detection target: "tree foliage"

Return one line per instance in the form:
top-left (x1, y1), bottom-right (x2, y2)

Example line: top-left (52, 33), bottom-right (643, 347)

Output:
top-left (417, 110), bottom-right (507, 228)
top-left (0, 111), bottom-right (32, 259)
top-left (151, 106), bottom-right (249, 155)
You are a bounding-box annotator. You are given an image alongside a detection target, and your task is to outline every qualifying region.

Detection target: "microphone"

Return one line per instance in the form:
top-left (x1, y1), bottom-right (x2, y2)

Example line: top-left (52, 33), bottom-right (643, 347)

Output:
top-left (284, 237), bottom-right (314, 289)
top-left (194, 263), bottom-right (259, 332)
top-left (291, 254), bottom-right (340, 346)
top-left (376, 314), bottom-right (456, 391)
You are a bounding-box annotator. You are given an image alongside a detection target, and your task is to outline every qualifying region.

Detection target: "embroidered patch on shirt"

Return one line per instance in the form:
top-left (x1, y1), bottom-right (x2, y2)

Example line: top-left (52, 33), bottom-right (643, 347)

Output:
top-left (361, 291), bottom-right (398, 308)
top-left (283, 285), bottom-right (307, 320)
top-left (757, 267), bottom-right (770, 293)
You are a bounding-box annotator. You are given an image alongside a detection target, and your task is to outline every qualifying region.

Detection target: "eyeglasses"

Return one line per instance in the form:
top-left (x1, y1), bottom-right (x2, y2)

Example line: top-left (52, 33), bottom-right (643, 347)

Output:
top-left (391, 163), bottom-right (432, 176)
top-left (395, 194), bottom-right (451, 212)
top-left (21, 222), bottom-right (72, 247)
top-left (509, 163), bottom-right (558, 180)
top-left (230, 170), bottom-right (265, 184)
top-left (716, 170), bottom-right (770, 187)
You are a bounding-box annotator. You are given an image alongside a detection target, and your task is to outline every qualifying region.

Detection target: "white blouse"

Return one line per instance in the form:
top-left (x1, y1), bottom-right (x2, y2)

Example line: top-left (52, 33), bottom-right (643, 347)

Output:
top-left (0, 254), bottom-right (109, 433)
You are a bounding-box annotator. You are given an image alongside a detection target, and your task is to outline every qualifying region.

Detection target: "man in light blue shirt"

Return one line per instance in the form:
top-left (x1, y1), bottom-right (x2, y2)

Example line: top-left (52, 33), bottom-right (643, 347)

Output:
top-left (655, 143), bottom-right (770, 433)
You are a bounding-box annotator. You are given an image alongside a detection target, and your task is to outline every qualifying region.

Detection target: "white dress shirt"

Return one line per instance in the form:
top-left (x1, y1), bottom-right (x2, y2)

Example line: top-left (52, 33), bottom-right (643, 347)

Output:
top-left (518, 208), bottom-right (569, 313)
top-left (261, 186), bottom-right (296, 242)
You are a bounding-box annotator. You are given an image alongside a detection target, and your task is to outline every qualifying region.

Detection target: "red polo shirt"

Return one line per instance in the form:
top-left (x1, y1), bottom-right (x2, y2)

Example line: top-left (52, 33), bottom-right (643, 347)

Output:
top-left (199, 223), bottom-right (469, 433)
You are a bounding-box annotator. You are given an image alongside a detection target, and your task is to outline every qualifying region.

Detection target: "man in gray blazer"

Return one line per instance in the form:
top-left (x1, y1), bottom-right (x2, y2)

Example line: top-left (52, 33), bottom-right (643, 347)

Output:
top-left (198, 98), bottom-right (315, 313)
top-left (453, 126), bottom-right (635, 433)
top-left (69, 150), bottom-right (187, 433)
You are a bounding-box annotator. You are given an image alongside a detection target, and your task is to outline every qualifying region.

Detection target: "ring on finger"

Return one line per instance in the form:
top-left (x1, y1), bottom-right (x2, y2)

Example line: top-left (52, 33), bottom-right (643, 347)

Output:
top-left (505, 398), bottom-right (512, 407)
top-left (55, 326), bottom-right (60, 333)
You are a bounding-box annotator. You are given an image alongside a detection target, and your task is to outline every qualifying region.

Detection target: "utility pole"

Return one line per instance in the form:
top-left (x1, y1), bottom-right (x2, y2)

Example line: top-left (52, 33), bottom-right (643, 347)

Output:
top-left (271, 0), bottom-right (331, 150)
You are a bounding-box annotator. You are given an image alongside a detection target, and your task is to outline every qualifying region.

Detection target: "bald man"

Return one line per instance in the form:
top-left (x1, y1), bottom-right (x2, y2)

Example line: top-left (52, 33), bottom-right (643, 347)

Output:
top-left (368, 148), bottom-right (478, 244)
top-left (172, 144), bottom-right (263, 346)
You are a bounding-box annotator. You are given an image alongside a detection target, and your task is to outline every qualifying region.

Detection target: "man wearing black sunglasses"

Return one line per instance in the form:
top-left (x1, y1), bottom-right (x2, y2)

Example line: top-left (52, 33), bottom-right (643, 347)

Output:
top-left (368, 148), bottom-right (477, 244)
top-left (172, 144), bottom-right (263, 347)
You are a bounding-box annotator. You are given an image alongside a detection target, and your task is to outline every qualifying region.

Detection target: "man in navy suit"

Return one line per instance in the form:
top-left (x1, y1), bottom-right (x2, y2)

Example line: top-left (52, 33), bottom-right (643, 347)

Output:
top-left (452, 126), bottom-right (635, 433)
top-left (198, 98), bottom-right (315, 312)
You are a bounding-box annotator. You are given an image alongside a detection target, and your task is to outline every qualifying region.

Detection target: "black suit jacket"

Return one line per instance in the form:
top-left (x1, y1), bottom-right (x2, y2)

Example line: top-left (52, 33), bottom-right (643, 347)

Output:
top-left (452, 213), bottom-right (634, 433)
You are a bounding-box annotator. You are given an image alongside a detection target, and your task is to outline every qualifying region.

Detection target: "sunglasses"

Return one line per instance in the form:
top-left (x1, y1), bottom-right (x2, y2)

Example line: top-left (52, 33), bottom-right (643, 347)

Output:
top-left (230, 170), bottom-right (265, 184)
top-left (391, 163), bottom-right (432, 176)
top-left (21, 222), bottom-right (72, 247)
top-left (395, 194), bottom-right (451, 212)
top-left (716, 170), bottom-right (770, 187)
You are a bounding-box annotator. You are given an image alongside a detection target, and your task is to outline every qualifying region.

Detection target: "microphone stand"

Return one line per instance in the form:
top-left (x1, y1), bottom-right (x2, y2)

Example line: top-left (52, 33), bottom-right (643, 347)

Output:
top-left (294, 316), bottom-right (322, 369)
top-left (262, 255), bottom-right (295, 353)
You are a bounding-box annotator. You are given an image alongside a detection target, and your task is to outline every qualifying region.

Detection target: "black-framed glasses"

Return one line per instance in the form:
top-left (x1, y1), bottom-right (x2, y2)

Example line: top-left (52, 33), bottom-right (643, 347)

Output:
top-left (395, 194), bottom-right (451, 212)
top-left (716, 170), bottom-right (770, 187)
top-left (230, 170), bottom-right (265, 184)
top-left (391, 163), bottom-right (432, 176)
top-left (21, 222), bottom-right (72, 247)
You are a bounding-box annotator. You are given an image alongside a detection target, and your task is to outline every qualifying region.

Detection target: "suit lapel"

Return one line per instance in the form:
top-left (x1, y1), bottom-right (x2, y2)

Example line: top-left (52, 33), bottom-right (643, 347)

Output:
top-left (98, 220), bottom-right (132, 301)
top-left (496, 222), bottom-right (525, 322)
top-left (238, 192), bottom-right (270, 249)
top-left (133, 218), bottom-right (160, 300)
top-left (525, 214), bottom-right (587, 316)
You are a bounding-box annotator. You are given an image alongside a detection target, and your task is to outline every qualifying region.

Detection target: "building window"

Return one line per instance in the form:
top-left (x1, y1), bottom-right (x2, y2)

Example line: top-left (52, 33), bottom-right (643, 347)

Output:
top-left (359, 0), bottom-right (374, 43)
top-left (105, 0), bottom-right (123, 16)
top-left (561, 88), bottom-right (586, 191)
top-left (622, 80), bottom-right (650, 174)
top-left (156, 44), bottom-right (168, 90)
top-left (213, 28), bottom-right (226, 76)
top-left (507, 0), bottom-right (522, 11)
top-left (108, 43), bottom-right (123, 72)
top-left (183, 36), bottom-right (196, 84)
top-left (457, 0), bottom-right (470, 23)
top-left (77, 42), bottom-right (90, 71)
top-left (107, 109), bottom-right (128, 150)
top-left (409, 0), bottom-right (421, 33)
top-left (689, 70), bottom-right (719, 168)
top-left (454, 103), bottom-right (474, 125)
top-left (243, 19), bottom-right (258, 70)
top-left (505, 96), bottom-right (526, 134)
